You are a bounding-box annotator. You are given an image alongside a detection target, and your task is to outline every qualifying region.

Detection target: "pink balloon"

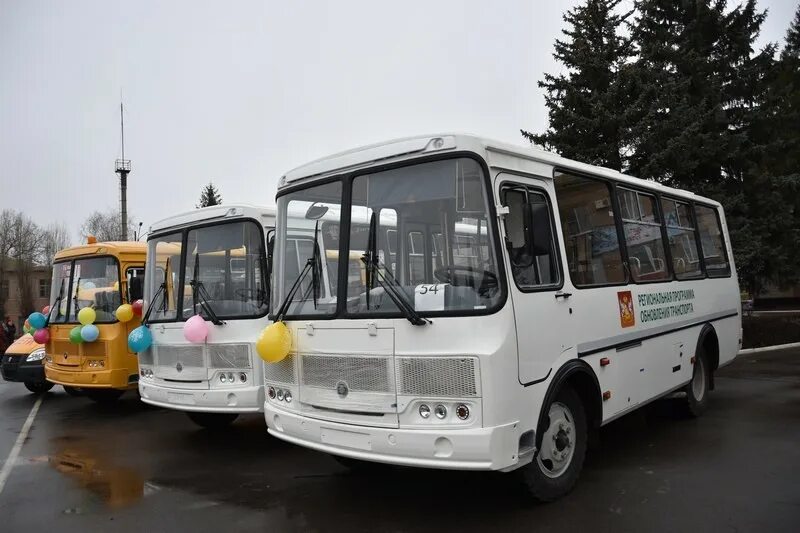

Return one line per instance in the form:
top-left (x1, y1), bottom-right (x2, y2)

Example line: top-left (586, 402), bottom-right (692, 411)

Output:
top-left (33, 328), bottom-right (50, 344)
top-left (183, 315), bottom-right (209, 343)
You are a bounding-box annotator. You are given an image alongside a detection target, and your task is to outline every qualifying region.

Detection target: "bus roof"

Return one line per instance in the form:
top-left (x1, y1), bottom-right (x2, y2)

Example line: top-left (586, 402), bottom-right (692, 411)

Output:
top-left (280, 133), bottom-right (717, 206)
top-left (149, 204), bottom-right (276, 236)
top-left (54, 241), bottom-right (147, 262)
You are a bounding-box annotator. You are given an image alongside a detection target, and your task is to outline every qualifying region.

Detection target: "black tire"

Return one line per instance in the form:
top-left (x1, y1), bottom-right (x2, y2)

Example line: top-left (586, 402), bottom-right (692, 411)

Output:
top-left (84, 389), bottom-right (125, 404)
top-left (522, 385), bottom-right (588, 502)
top-left (331, 454), bottom-right (385, 473)
top-left (683, 348), bottom-right (710, 417)
top-left (63, 386), bottom-right (83, 397)
top-left (24, 381), bottom-right (54, 394)
top-left (186, 412), bottom-right (239, 429)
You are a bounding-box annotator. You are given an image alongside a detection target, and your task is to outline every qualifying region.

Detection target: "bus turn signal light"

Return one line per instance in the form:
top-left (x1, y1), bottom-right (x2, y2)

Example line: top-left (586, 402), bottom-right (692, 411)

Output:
top-left (600, 357), bottom-right (610, 367)
top-left (602, 391), bottom-right (611, 401)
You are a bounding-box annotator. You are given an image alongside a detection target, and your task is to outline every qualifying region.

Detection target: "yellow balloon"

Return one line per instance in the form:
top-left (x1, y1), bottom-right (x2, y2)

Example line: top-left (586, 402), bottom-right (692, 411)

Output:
top-left (113, 281), bottom-right (119, 291)
top-left (116, 304), bottom-right (134, 323)
top-left (77, 306), bottom-right (96, 326)
top-left (256, 322), bottom-right (292, 363)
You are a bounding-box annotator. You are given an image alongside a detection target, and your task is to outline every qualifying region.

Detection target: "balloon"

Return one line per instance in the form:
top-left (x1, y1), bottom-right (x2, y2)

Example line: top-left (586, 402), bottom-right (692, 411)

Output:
top-left (183, 315), bottom-right (209, 343)
top-left (115, 304), bottom-right (134, 323)
top-left (132, 299), bottom-right (144, 316)
top-left (83, 281), bottom-right (96, 289)
top-left (33, 328), bottom-right (50, 344)
top-left (80, 324), bottom-right (100, 342)
top-left (42, 305), bottom-right (50, 315)
top-left (128, 325), bottom-right (152, 353)
top-left (28, 312), bottom-right (47, 330)
top-left (24, 319), bottom-right (31, 329)
top-left (113, 281), bottom-right (119, 291)
top-left (69, 326), bottom-right (83, 344)
top-left (77, 307), bottom-right (96, 326)
top-left (23, 325), bottom-right (32, 336)
top-left (256, 322), bottom-right (292, 363)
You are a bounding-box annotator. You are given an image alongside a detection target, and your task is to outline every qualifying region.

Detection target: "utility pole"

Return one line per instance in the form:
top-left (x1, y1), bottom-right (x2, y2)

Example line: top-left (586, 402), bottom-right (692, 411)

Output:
top-left (115, 101), bottom-right (131, 240)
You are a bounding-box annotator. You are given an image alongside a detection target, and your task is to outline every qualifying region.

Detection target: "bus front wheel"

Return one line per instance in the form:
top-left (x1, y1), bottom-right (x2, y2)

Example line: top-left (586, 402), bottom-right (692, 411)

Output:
top-left (522, 385), bottom-right (587, 502)
top-left (85, 389), bottom-right (125, 403)
top-left (24, 381), bottom-right (54, 394)
top-left (186, 412), bottom-right (239, 429)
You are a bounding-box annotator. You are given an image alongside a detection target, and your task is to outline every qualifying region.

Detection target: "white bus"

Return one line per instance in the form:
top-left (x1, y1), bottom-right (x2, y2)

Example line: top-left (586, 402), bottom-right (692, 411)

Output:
top-left (264, 134), bottom-right (740, 500)
top-left (138, 204), bottom-right (275, 429)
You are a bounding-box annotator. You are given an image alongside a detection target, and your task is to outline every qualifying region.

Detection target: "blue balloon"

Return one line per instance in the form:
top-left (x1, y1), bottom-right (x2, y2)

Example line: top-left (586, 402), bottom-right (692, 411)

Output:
top-left (80, 324), bottom-right (100, 342)
top-left (128, 325), bottom-right (152, 353)
top-left (28, 312), bottom-right (47, 330)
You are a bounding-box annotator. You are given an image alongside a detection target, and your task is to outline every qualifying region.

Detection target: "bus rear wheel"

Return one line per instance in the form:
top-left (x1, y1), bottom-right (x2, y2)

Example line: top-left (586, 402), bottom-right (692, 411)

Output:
top-left (85, 389), bottom-right (125, 404)
top-left (186, 412), bottom-right (239, 430)
top-left (522, 385), bottom-right (587, 502)
top-left (24, 381), bottom-right (54, 394)
top-left (683, 349), bottom-right (710, 417)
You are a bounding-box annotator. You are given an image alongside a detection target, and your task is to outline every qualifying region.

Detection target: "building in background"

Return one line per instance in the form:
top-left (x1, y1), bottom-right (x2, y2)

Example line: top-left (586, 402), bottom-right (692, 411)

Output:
top-left (0, 263), bottom-right (52, 336)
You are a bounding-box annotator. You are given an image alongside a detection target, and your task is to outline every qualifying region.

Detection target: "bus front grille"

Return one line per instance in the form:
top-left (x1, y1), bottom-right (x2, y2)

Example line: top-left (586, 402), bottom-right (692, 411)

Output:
top-left (301, 354), bottom-right (394, 393)
top-left (396, 356), bottom-right (480, 397)
top-left (208, 344), bottom-right (251, 369)
top-left (155, 345), bottom-right (204, 367)
top-left (263, 354), bottom-right (296, 385)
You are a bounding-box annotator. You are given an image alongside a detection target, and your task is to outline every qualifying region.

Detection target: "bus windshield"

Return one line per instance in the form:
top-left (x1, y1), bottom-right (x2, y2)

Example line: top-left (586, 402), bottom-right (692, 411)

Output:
top-left (48, 257), bottom-right (121, 324)
top-left (146, 220), bottom-right (269, 322)
top-left (274, 157), bottom-right (502, 318)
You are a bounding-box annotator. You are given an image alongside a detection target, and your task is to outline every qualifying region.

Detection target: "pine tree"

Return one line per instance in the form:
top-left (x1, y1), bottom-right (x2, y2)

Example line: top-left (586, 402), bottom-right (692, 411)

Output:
top-left (197, 182), bottom-right (223, 208)
top-left (522, 0), bottom-right (632, 170)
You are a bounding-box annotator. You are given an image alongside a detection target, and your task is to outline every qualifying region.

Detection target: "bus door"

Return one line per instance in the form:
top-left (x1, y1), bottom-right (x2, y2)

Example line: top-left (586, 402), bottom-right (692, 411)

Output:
top-left (497, 175), bottom-right (571, 385)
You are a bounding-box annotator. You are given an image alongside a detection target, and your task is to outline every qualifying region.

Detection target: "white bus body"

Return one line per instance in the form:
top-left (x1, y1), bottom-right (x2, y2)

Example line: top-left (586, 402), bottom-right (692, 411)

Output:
top-left (264, 134), bottom-right (740, 500)
top-left (138, 204), bottom-right (275, 428)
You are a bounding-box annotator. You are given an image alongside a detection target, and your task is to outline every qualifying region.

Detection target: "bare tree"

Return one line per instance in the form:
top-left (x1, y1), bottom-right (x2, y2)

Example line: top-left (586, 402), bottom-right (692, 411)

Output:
top-left (80, 210), bottom-right (136, 242)
top-left (40, 223), bottom-right (71, 265)
top-left (0, 210), bottom-right (45, 319)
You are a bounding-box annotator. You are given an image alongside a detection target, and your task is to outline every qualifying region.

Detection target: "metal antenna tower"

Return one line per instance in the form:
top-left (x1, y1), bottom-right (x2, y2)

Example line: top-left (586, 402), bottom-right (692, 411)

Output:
top-left (115, 101), bottom-right (131, 240)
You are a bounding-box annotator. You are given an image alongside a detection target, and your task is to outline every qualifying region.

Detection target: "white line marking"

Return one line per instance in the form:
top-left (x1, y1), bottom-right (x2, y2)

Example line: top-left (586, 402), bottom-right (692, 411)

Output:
top-left (738, 341), bottom-right (800, 355)
top-left (0, 395), bottom-right (43, 495)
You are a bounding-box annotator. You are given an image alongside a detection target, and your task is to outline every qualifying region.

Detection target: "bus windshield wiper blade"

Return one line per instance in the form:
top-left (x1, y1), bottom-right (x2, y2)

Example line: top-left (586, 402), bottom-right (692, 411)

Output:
top-left (362, 212), bottom-right (430, 326)
top-left (142, 282), bottom-right (166, 326)
top-left (274, 257), bottom-right (315, 321)
top-left (189, 279), bottom-right (224, 325)
top-left (45, 279), bottom-right (65, 326)
top-left (72, 277), bottom-right (81, 315)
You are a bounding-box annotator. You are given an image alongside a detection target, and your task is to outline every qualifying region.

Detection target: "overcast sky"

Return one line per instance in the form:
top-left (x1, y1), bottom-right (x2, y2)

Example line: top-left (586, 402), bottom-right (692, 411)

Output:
top-left (1, 0), bottom-right (796, 242)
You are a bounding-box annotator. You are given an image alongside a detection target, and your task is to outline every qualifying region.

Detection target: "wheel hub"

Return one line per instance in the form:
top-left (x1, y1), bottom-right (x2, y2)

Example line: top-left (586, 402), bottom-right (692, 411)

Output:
top-left (537, 402), bottom-right (576, 478)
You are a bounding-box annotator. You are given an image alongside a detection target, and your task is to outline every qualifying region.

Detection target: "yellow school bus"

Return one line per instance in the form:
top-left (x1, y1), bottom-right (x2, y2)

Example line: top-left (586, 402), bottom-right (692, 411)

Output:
top-left (44, 239), bottom-right (147, 403)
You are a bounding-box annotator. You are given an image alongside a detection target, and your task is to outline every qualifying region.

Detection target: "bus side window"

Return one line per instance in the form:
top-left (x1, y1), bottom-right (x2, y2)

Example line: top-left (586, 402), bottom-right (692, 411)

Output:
top-left (502, 187), bottom-right (559, 288)
top-left (127, 267), bottom-right (145, 303)
top-left (695, 205), bottom-right (730, 277)
top-left (554, 172), bottom-right (625, 286)
top-left (617, 188), bottom-right (670, 282)
top-left (663, 198), bottom-right (702, 279)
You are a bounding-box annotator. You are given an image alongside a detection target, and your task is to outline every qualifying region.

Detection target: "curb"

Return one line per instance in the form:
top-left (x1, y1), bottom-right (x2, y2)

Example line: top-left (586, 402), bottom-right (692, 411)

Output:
top-left (738, 341), bottom-right (800, 355)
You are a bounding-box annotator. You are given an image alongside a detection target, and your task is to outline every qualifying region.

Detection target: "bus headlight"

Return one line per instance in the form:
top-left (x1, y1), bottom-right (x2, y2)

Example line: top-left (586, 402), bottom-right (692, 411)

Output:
top-left (284, 391), bottom-right (292, 403)
top-left (267, 386), bottom-right (276, 399)
top-left (276, 389), bottom-right (285, 401)
top-left (418, 404), bottom-right (431, 418)
top-left (26, 349), bottom-right (46, 362)
top-left (434, 404), bottom-right (447, 419)
top-left (455, 404), bottom-right (470, 420)
top-left (239, 372), bottom-right (247, 383)
top-left (220, 374), bottom-right (227, 383)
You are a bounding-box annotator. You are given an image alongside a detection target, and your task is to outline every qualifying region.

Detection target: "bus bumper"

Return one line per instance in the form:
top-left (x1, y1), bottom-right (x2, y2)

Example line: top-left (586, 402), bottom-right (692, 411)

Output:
top-left (1, 356), bottom-right (46, 384)
top-left (139, 382), bottom-right (264, 413)
top-left (264, 403), bottom-right (521, 471)
top-left (45, 365), bottom-right (135, 390)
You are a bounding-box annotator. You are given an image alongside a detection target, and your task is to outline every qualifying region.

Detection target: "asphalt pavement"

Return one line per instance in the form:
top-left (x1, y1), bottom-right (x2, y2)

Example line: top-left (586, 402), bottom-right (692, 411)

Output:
top-left (0, 347), bottom-right (798, 533)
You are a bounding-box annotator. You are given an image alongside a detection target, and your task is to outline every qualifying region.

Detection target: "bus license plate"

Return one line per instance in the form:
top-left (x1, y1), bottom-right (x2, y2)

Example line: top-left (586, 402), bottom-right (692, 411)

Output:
top-left (320, 428), bottom-right (372, 451)
top-left (167, 392), bottom-right (195, 405)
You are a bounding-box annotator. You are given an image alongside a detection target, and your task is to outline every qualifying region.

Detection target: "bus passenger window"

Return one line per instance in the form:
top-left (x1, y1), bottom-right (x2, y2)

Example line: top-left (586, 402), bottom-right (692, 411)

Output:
top-left (554, 172), bottom-right (625, 286)
top-left (663, 199), bottom-right (701, 279)
top-left (695, 205), bottom-right (730, 276)
top-left (502, 187), bottom-right (559, 288)
top-left (617, 188), bottom-right (670, 282)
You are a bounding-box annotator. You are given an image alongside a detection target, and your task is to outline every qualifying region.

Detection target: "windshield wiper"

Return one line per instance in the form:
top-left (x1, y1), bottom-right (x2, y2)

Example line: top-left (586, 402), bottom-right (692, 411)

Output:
top-left (45, 279), bottom-right (65, 326)
top-left (142, 282), bottom-right (166, 326)
top-left (362, 212), bottom-right (430, 326)
top-left (190, 251), bottom-right (224, 325)
top-left (274, 223), bottom-right (322, 321)
top-left (72, 277), bottom-right (82, 315)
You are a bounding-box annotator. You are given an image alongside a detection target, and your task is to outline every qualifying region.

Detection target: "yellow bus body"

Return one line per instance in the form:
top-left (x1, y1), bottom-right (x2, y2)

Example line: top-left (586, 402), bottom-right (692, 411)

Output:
top-left (45, 241), bottom-right (147, 390)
